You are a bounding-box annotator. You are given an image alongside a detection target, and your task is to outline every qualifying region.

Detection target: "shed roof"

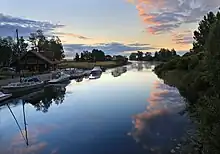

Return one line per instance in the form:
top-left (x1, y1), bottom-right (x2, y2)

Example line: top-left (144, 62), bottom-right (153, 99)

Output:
top-left (12, 50), bottom-right (60, 65)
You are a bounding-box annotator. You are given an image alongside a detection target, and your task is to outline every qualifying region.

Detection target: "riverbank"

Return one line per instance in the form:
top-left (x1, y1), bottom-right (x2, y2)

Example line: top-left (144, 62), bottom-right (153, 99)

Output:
top-left (0, 61), bottom-right (132, 84)
top-left (153, 9), bottom-right (220, 153)
top-left (154, 52), bottom-right (220, 153)
top-left (58, 61), bottom-right (131, 69)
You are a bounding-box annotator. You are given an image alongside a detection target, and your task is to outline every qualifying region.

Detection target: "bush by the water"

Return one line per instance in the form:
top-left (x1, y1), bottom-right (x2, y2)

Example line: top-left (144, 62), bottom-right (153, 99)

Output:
top-left (154, 9), bottom-right (220, 154)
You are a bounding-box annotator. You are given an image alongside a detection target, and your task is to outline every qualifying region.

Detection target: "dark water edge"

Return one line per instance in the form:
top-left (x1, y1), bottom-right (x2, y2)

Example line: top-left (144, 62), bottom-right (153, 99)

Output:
top-left (0, 62), bottom-right (192, 154)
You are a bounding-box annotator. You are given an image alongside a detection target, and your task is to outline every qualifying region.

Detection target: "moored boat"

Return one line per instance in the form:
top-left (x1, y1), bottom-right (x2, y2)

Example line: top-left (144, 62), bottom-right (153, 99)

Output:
top-left (49, 72), bottom-right (70, 84)
top-left (0, 91), bottom-right (12, 102)
top-left (68, 69), bottom-right (85, 79)
top-left (89, 66), bottom-right (102, 79)
top-left (1, 77), bottom-right (44, 93)
top-left (83, 70), bottom-right (92, 76)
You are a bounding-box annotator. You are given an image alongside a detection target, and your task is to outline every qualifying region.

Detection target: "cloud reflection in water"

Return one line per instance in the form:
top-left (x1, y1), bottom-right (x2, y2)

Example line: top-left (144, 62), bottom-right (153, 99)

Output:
top-left (129, 80), bottom-right (188, 153)
top-left (1, 124), bottom-right (59, 154)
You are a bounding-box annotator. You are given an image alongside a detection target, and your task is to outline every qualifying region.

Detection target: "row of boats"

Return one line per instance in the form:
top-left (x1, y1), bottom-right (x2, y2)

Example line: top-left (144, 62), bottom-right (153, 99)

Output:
top-left (0, 66), bottom-right (103, 102)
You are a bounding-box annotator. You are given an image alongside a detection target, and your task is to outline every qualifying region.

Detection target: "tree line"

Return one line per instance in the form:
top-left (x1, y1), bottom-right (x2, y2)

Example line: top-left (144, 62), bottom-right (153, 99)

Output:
top-left (0, 29), bottom-right (65, 67)
top-left (129, 48), bottom-right (177, 62)
top-left (155, 9), bottom-right (220, 153)
top-left (74, 49), bottom-right (128, 63)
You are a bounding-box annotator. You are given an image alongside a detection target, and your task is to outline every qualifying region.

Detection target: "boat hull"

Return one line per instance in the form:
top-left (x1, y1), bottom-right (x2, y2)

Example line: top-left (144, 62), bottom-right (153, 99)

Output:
top-left (1, 82), bottom-right (45, 94)
top-left (69, 73), bottom-right (84, 79)
top-left (48, 77), bottom-right (70, 84)
top-left (0, 94), bottom-right (12, 102)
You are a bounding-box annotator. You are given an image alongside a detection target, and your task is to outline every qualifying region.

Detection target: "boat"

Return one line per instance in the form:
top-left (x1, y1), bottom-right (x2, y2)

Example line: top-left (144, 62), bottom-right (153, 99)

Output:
top-left (83, 70), bottom-right (92, 76)
top-left (89, 66), bottom-right (102, 79)
top-left (49, 71), bottom-right (70, 84)
top-left (0, 91), bottom-right (12, 102)
top-left (69, 69), bottom-right (85, 79)
top-left (1, 76), bottom-right (44, 93)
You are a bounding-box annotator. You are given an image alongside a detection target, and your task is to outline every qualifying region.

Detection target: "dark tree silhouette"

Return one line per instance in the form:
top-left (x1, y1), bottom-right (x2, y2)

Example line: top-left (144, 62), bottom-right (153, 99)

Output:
top-left (75, 53), bottom-right (80, 61)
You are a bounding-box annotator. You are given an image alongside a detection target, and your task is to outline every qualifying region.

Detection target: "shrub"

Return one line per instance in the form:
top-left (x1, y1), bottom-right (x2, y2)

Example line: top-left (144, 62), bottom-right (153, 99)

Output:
top-left (176, 57), bottom-right (189, 70)
top-left (188, 55), bottom-right (199, 69)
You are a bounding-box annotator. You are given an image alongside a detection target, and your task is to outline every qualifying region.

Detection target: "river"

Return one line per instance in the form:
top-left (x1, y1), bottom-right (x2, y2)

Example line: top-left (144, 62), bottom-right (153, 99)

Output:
top-left (0, 62), bottom-right (190, 154)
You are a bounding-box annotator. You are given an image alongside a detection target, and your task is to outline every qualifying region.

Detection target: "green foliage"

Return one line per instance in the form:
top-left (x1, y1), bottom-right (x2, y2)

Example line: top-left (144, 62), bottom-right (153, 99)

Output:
top-left (192, 12), bottom-right (217, 53)
top-left (129, 48), bottom-right (177, 62)
top-left (129, 53), bottom-right (137, 61)
top-left (154, 9), bottom-right (220, 154)
top-left (78, 49), bottom-right (105, 62)
top-left (49, 36), bottom-right (65, 60)
top-left (176, 57), bottom-right (189, 70)
top-left (92, 49), bottom-right (105, 61)
top-left (74, 53), bottom-right (80, 61)
top-left (113, 55), bottom-right (128, 64)
top-left (0, 29), bottom-right (65, 68)
top-left (29, 31), bottom-right (65, 60)
top-left (105, 55), bottom-right (112, 61)
top-left (73, 50), bottom-right (127, 65)
top-left (137, 51), bottom-right (143, 60)
top-left (0, 36), bottom-right (28, 66)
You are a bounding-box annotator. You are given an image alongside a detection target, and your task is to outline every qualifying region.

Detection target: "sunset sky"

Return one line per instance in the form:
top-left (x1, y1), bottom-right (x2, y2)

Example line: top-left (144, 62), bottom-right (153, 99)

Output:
top-left (0, 0), bottom-right (220, 57)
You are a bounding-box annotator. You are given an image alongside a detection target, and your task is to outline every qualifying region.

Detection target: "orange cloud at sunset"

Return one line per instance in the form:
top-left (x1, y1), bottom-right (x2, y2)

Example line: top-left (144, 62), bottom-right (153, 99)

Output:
top-left (135, 1), bottom-right (161, 25)
top-left (172, 30), bottom-right (193, 45)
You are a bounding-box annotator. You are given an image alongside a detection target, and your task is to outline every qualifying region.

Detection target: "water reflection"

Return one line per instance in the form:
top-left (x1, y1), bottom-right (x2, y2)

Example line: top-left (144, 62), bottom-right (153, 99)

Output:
top-left (76, 77), bottom-right (84, 82)
top-left (129, 62), bottom-right (155, 71)
top-left (0, 63), bottom-right (189, 154)
top-left (27, 83), bottom-right (68, 113)
top-left (111, 67), bottom-right (127, 77)
top-left (129, 80), bottom-right (188, 153)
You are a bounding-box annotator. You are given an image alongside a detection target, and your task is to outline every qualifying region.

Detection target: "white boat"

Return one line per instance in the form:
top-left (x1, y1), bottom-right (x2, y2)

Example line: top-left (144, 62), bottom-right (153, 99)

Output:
top-left (70, 69), bottom-right (85, 79)
top-left (49, 72), bottom-right (70, 84)
top-left (1, 77), bottom-right (44, 93)
top-left (0, 92), bottom-right (12, 102)
top-left (83, 70), bottom-right (92, 76)
top-left (89, 66), bottom-right (102, 79)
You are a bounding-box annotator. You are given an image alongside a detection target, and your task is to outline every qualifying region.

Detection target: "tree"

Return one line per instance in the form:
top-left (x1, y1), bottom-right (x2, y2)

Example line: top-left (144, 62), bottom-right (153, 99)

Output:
top-left (19, 36), bottom-right (28, 54)
top-left (80, 52), bottom-right (85, 61)
top-left (0, 37), bottom-right (14, 66)
top-left (143, 52), bottom-right (153, 61)
top-left (83, 50), bottom-right (93, 61)
top-left (154, 51), bottom-right (159, 60)
top-left (29, 30), bottom-right (65, 60)
top-left (137, 51), bottom-right (143, 61)
top-left (29, 32), bottom-right (37, 50)
top-left (105, 55), bottom-right (112, 61)
top-left (75, 53), bottom-right (79, 61)
top-left (36, 30), bottom-right (46, 51)
top-left (113, 55), bottom-right (128, 63)
top-left (92, 49), bottom-right (105, 61)
top-left (49, 36), bottom-right (65, 60)
top-left (129, 53), bottom-right (138, 61)
top-left (192, 12), bottom-right (217, 53)
top-left (171, 48), bottom-right (177, 56)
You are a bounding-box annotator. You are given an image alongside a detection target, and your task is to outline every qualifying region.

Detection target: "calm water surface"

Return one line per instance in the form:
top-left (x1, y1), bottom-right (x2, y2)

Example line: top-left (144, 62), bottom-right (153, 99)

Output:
top-left (0, 62), bottom-right (190, 154)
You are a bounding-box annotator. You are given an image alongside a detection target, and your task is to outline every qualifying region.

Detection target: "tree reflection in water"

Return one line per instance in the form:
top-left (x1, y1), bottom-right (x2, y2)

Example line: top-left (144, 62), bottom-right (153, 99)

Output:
top-left (75, 77), bottom-right (83, 82)
top-left (25, 83), bottom-right (68, 113)
top-left (130, 62), bottom-right (151, 71)
top-left (137, 63), bottom-right (144, 71)
top-left (111, 67), bottom-right (127, 77)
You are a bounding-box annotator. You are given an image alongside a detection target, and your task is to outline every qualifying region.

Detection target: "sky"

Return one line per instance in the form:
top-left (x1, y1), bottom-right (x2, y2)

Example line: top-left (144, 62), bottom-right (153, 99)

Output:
top-left (0, 0), bottom-right (220, 58)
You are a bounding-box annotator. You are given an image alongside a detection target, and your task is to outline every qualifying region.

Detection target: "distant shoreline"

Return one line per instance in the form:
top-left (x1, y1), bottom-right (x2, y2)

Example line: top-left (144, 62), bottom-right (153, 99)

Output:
top-left (58, 61), bottom-right (132, 69)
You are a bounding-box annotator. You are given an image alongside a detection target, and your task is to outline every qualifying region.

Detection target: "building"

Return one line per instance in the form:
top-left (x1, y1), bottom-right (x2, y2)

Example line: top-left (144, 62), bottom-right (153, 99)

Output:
top-left (11, 50), bottom-right (60, 72)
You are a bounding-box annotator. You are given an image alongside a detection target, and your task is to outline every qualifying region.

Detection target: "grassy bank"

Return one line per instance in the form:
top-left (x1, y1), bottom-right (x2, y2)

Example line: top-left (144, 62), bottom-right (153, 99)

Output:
top-left (58, 61), bottom-right (131, 69)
